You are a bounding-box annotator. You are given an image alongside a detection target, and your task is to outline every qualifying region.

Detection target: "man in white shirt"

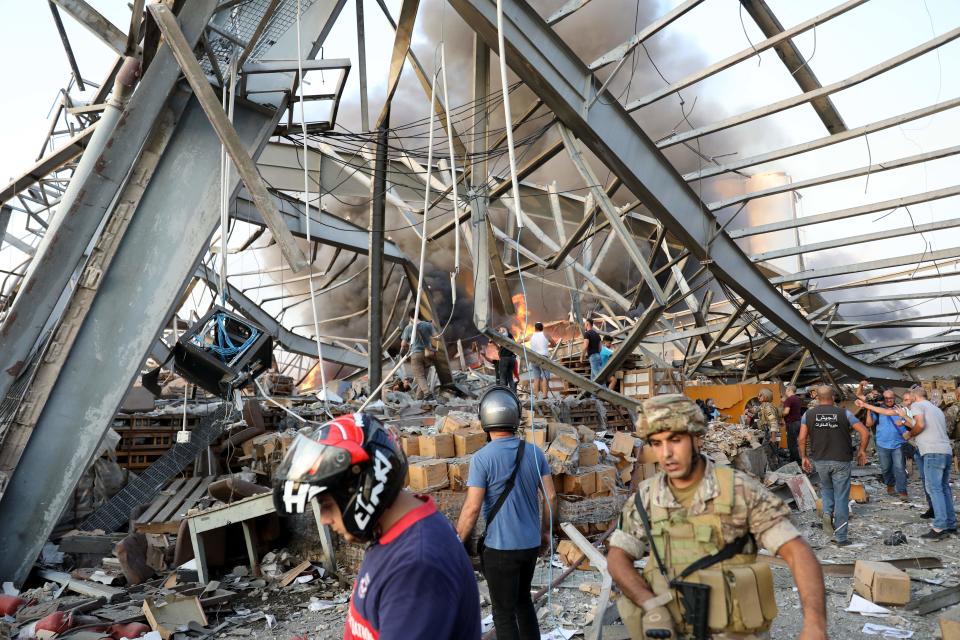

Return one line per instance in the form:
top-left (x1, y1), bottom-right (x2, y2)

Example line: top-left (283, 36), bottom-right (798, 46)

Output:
top-left (528, 323), bottom-right (555, 401)
top-left (897, 386), bottom-right (956, 538)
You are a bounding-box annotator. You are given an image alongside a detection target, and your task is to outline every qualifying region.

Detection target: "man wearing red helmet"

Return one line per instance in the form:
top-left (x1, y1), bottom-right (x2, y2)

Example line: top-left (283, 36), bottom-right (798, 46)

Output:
top-left (274, 413), bottom-right (481, 639)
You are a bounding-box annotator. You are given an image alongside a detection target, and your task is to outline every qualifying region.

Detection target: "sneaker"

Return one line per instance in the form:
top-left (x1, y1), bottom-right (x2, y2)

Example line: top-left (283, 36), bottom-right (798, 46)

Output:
top-left (834, 539), bottom-right (853, 547)
top-left (821, 513), bottom-right (834, 537)
top-left (887, 486), bottom-right (896, 495)
top-left (921, 509), bottom-right (935, 519)
top-left (945, 528), bottom-right (958, 534)
top-left (920, 529), bottom-right (950, 540)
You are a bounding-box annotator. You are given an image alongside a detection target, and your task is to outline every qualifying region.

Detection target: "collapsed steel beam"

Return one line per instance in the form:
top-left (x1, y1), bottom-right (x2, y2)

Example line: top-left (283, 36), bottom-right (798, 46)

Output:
top-left (446, 0), bottom-right (906, 383)
top-left (50, 0), bottom-right (126, 55)
top-left (0, 97), bottom-right (281, 586)
top-left (148, 3), bottom-right (309, 273)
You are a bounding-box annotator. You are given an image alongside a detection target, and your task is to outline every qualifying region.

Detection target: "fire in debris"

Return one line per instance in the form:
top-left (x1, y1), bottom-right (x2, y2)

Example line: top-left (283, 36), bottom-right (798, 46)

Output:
top-left (299, 361), bottom-right (323, 392)
top-left (510, 293), bottom-right (535, 343)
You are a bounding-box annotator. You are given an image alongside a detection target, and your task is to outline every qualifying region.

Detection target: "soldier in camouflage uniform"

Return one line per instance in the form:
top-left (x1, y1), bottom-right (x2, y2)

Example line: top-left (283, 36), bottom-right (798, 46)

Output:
top-left (607, 394), bottom-right (827, 640)
top-left (756, 388), bottom-right (782, 471)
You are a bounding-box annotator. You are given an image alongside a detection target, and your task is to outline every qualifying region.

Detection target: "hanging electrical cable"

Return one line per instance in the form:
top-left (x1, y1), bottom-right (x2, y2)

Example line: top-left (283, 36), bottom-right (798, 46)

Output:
top-left (297, 0), bottom-right (331, 416)
top-left (495, 0), bottom-right (523, 230)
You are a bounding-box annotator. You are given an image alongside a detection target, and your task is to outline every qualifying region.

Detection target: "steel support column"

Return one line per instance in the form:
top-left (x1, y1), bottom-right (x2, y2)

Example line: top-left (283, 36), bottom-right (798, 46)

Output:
top-left (446, 0), bottom-right (905, 384)
top-left (0, 0), bottom-right (217, 414)
top-left (368, 114), bottom-right (389, 396)
top-left (0, 98), bottom-right (279, 585)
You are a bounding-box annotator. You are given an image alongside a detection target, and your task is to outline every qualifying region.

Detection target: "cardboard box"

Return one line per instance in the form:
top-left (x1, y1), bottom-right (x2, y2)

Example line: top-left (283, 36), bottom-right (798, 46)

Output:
top-left (637, 444), bottom-right (659, 464)
top-left (850, 482), bottom-right (869, 503)
top-left (853, 560), bottom-right (911, 605)
top-left (408, 460), bottom-right (450, 491)
top-left (437, 415), bottom-right (469, 434)
top-left (448, 459), bottom-right (471, 491)
top-left (454, 429), bottom-right (486, 457)
top-left (557, 539), bottom-right (591, 570)
top-left (561, 470), bottom-right (597, 496)
top-left (939, 605), bottom-right (960, 640)
top-left (401, 436), bottom-right (420, 457)
top-left (611, 432), bottom-right (637, 457)
top-left (594, 465), bottom-right (617, 493)
top-left (143, 595), bottom-right (207, 640)
top-left (576, 424), bottom-right (597, 443)
top-left (419, 433), bottom-right (455, 458)
top-left (637, 463), bottom-right (658, 481)
top-left (578, 443), bottom-right (599, 467)
top-left (548, 422), bottom-right (577, 442)
top-left (524, 428), bottom-right (547, 448)
top-left (546, 437), bottom-right (579, 465)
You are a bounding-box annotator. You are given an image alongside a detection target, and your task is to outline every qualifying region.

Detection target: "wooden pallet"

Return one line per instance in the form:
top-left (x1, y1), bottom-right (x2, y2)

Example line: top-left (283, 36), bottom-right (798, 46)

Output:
top-left (134, 475), bottom-right (216, 534)
top-left (621, 367), bottom-right (684, 400)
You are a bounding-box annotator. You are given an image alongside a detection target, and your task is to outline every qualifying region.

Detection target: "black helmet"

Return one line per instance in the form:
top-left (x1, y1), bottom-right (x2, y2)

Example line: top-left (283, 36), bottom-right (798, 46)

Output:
top-left (273, 413), bottom-right (407, 542)
top-left (478, 385), bottom-right (522, 432)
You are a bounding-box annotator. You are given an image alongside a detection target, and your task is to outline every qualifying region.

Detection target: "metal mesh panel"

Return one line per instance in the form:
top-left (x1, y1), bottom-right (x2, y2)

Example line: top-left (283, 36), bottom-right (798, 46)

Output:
top-left (202, 0), bottom-right (320, 74)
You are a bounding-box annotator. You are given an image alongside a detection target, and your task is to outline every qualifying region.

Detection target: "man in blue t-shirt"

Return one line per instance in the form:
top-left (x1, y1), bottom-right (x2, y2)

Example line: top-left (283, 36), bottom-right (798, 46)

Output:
top-left (862, 389), bottom-right (909, 497)
top-left (457, 386), bottom-right (557, 640)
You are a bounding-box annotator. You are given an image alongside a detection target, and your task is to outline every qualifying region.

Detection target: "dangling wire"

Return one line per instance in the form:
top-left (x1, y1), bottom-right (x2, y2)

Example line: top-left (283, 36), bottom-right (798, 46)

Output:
top-left (495, 0), bottom-right (523, 230)
top-left (297, 0), bottom-right (330, 415)
top-left (438, 6), bottom-right (461, 277)
top-left (219, 58), bottom-right (237, 305)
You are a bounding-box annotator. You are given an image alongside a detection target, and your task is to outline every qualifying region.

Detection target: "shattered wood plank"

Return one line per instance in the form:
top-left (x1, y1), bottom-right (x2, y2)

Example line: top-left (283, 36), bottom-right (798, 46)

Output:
top-left (278, 560), bottom-right (312, 587)
top-left (907, 584), bottom-right (960, 615)
top-left (484, 329), bottom-right (640, 412)
top-left (37, 569), bottom-right (125, 602)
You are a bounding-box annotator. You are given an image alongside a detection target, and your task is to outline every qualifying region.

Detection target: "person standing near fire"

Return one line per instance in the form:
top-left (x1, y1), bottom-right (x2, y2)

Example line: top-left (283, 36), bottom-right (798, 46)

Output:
top-left (580, 317), bottom-right (603, 380)
top-left (400, 309), bottom-right (436, 400)
top-left (528, 322), bottom-right (556, 400)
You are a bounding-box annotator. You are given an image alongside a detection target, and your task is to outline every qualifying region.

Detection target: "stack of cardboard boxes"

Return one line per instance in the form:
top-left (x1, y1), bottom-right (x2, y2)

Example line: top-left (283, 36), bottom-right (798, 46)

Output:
top-left (405, 412), bottom-right (486, 492)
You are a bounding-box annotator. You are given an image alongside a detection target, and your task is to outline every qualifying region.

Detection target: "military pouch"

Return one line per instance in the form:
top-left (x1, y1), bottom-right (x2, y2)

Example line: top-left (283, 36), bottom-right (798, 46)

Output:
top-left (687, 562), bottom-right (776, 634)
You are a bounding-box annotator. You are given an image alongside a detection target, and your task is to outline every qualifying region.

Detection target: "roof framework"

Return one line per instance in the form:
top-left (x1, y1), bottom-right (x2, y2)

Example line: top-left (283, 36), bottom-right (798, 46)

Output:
top-left (0, 0), bottom-right (959, 581)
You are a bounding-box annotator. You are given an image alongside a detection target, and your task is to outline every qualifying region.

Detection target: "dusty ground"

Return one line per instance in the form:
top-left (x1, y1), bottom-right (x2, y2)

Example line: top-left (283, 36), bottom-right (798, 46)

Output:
top-left (197, 467), bottom-right (960, 639)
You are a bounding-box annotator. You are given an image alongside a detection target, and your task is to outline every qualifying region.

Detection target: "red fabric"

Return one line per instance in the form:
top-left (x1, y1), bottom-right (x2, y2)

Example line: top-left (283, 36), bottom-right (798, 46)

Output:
top-left (36, 611), bottom-right (72, 634)
top-left (344, 593), bottom-right (378, 640)
top-left (0, 595), bottom-right (26, 616)
top-left (378, 495), bottom-right (437, 545)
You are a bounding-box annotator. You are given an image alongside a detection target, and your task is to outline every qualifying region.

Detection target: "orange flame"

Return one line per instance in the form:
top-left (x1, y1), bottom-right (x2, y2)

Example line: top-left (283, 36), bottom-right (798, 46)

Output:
top-left (510, 293), bottom-right (535, 343)
top-left (299, 361), bottom-right (323, 391)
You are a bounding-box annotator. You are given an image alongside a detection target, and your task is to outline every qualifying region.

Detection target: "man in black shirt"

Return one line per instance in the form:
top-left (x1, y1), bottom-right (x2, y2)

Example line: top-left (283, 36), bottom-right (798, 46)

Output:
top-left (798, 386), bottom-right (870, 546)
top-left (580, 318), bottom-right (602, 380)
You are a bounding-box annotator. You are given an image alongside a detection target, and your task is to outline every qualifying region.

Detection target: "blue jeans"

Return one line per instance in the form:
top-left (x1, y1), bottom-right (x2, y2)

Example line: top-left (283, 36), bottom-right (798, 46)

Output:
top-left (914, 449), bottom-right (934, 509)
top-left (588, 352), bottom-right (603, 380)
top-left (923, 453), bottom-right (957, 531)
top-left (877, 445), bottom-right (907, 494)
top-left (814, 460), bottom-right (852, 542)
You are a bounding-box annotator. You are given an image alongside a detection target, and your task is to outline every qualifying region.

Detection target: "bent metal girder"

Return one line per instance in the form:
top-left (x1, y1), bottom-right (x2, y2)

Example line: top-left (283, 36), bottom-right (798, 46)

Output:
top-left (445, 0), bottom-right (907, 385)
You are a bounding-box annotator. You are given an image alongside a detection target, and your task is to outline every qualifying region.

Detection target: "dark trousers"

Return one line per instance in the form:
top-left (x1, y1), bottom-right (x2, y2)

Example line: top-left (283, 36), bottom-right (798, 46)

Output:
top-left (786, 421), bottom-right (801, 463)
top-left (497, 355), bottom-right (517, 391)
top-left (482, 547), bottom-right (540, 640)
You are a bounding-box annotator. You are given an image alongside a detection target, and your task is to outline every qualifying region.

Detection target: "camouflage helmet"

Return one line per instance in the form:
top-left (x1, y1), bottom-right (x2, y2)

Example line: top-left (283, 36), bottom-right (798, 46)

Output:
top-left (636, 394), bottom-right (707, 440)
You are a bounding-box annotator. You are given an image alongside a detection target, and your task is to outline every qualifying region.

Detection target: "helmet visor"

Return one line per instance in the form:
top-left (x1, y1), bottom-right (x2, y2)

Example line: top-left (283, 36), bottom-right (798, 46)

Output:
top-left (280, 432), bottom-right (353, 485)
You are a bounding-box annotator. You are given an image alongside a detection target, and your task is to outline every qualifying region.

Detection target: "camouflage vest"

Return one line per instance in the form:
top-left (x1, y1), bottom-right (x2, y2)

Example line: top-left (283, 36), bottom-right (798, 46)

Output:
top-left (641, 466), bottom-right (778, 635)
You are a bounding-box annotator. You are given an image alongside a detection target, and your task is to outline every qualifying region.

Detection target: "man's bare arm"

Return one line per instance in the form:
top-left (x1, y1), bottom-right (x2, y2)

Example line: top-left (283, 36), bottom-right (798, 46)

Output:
top-left (851, 421), bottom-right (870, 465)
top-left (456, 487), bottom-right (485, 542)
top-left (608, 547), bottom-right (656, 607)
top-left (778, 537), bottom-right (827, 639)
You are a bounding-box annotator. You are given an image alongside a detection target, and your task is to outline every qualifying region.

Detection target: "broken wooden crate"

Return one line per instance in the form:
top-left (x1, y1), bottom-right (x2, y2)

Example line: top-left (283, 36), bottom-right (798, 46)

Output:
top-left (135, 476), bottom-right (216, 534)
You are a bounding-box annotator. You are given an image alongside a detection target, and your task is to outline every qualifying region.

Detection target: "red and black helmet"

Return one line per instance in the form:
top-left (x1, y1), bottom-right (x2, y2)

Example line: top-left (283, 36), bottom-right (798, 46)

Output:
top-left (272, 413), bottom-right (407, 541)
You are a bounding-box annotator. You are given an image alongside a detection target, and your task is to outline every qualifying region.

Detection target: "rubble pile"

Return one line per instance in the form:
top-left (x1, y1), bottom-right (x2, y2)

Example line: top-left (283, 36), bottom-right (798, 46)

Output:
top-left (701, 420), bottom-right (763, 465)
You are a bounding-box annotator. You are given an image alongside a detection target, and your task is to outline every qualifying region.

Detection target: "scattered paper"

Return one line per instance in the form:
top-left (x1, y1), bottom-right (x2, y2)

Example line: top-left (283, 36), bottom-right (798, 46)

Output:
top-left (308, 600), bottom-right (337, 612)
top-left (594, 440), bottom-right (610, 455)
top-left (265, 614), bottom-right (277, 629)
top-left (2, 582), bottom-right (18, 596)
top-left (296, 575), bottom-right (314, 584)
top-left (846, 594), bottom-right (891, 616)
top-left (861, 623), bottom-right (913, 638)
top-left (541, 629), bottom-right (577, 640)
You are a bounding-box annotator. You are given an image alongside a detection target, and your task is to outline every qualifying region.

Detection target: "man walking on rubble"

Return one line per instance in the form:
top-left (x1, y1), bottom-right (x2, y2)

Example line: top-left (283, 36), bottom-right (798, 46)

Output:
top-left (608, 394), bottom-right (827, 640)
top-left (581, 317), bottom-right (603, 380)
top-left (457, 386), bottom-right (558, 640)
top-left (799, 385), bottom-right (870, 547)
top-left (528, 322), bottom-right (556, 400)
top-left (400, 309), bottom-right (437, 400)
top-left (782, 385), bottom-right (803, 463)
top-left (273, 412), bottom-right (481, 639)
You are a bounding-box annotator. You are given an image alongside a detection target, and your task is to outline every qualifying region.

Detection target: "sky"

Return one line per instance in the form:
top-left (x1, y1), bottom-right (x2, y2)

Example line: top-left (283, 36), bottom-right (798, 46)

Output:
top-left (1, 0), bottom-right (959, 363)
